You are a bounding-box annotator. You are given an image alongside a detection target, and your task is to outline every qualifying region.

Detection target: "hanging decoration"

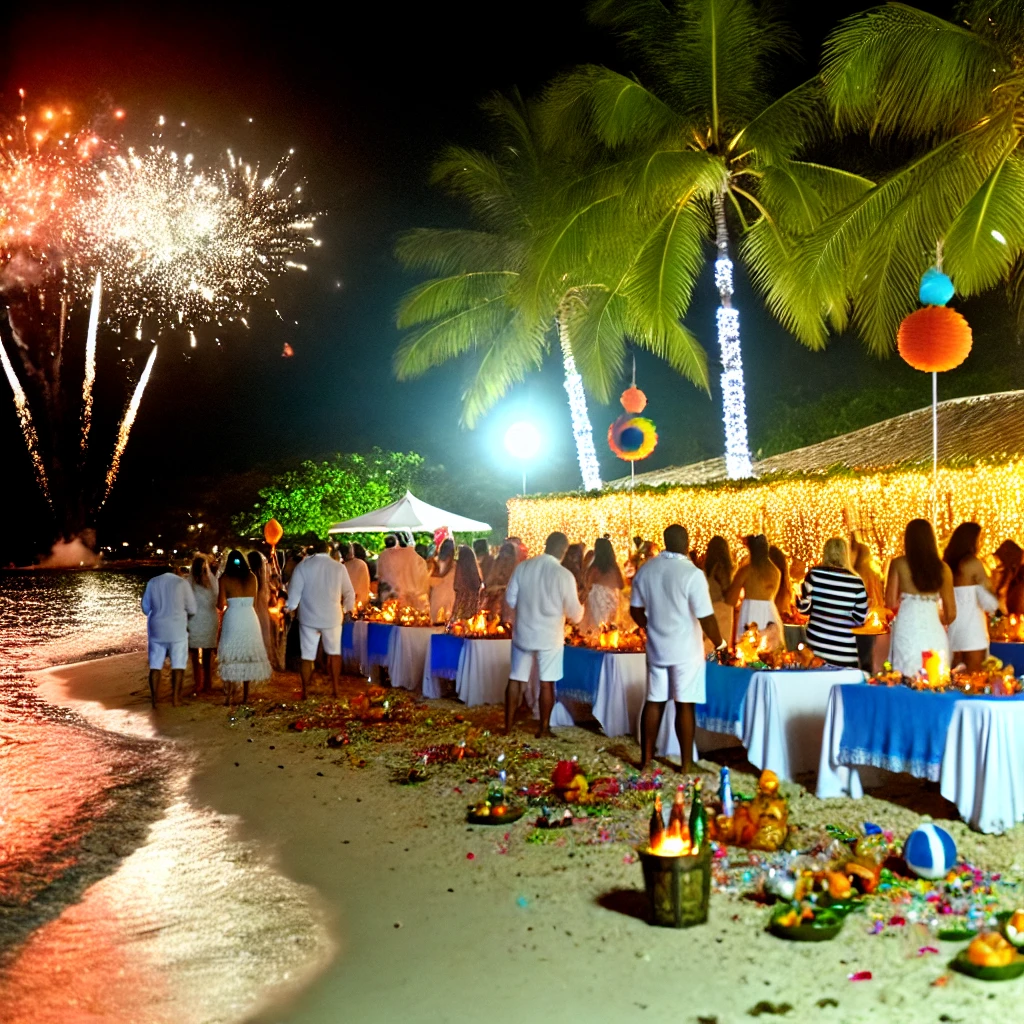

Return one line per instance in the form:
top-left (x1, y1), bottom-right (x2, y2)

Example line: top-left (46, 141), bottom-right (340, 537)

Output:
top-left (897, 306), bottom-right (972, 373)
top-left (609, 415), bottom-right (658, 461)
top-left (620, 384), bottom-right (648, 415)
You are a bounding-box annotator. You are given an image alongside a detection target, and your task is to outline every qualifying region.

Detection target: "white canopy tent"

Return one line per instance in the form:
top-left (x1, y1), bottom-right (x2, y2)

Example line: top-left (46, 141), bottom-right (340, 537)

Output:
top-left (327, 490), bottom-right (490, 535)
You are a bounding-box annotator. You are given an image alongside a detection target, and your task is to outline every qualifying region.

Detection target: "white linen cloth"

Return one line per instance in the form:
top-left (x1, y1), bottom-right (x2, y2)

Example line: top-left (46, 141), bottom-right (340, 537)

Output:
top-left (377, 546), bottom-right (430, 611)
top-left (592, 651), bottom-right (647, 737)
top-left (505, 554), bottom-right (584, 651)
top-left (941, 700), bottom-right (1024, 834)
top-left (658, 668), bottom-right (865, 781)
top-left (630, 552), bottom-right (713, 666)
top-left (343, 557), bottom-right (371, 610)
top-left (286, 553), bottom-right (355, 627)
top-left (817, 684), bottom-right (1024, 833)
top-left (348, 620), bottom-right (369, 676)
top-left (142, 573), bottom-right (196, 643)
top-left (453, 638), bottom-right (572, 725)
top-left (388, 625), bottom-right (441, 691)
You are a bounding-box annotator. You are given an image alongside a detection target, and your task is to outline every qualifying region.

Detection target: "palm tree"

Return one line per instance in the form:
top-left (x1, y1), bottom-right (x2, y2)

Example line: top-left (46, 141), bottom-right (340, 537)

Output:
top-left (542, 0), bottom-right (873, 478)
top-left (394, 94), bottom-right (709, 491)
top-left (782, 1), bottom-right (1024, 351)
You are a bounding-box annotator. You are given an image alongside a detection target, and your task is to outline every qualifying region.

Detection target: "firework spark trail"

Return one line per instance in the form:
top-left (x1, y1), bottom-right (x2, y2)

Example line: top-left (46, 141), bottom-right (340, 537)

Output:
top-left (0, 330), bottom-right (50, 504)
top-left (80, 271), bottom-right (101, 451)
top-left (103, 343), bottom-right (156, 501)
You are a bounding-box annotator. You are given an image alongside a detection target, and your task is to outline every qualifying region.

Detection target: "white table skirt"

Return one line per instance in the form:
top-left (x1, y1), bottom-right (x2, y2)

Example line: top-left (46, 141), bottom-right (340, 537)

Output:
top-left (816, 684), bottom-right (1024, 834)
top-left (658, 667), bottom-right (865, 781)
top-left (348, 620), bottom-right (369, 676)
top-left (453, 639), bottom-right (572, 726)
top-left (592, 652), bottom-right (647, 737)
top-left (388, 626), bottom-right (441, 692)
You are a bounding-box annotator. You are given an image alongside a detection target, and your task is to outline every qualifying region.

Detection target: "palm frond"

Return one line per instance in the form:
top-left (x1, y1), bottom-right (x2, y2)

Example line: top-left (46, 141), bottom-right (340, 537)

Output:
top-left (395, 228), bottom-right (519, 276)
top-left (431, 146), bottom-right (527, 229)
top-left (395, 271), bottom-right (518, 329)
top-left (459, 322), bottom-right (548, 428)
top-left (944, 149), bottom-right (1024, 293)
top-left (822, 3), bottom-right (1008, 139)
top-left (959, 0), bottom-right (1024, 53)
top-left (728, 79), bottom-right (832, 166)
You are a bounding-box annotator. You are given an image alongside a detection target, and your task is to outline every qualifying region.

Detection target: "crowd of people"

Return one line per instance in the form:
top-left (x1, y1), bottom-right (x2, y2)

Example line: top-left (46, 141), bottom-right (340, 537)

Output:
top-left (141, 518), bottom-right (1023, 769)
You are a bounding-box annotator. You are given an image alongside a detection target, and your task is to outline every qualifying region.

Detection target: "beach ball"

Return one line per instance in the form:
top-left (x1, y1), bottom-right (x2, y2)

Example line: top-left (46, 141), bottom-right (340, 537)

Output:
top-left (903, 824), bottom-right (957, 880)
top-left (919, 267), bottom-right (955, 306)
top-left (897, 306), bottom-right (972, 373)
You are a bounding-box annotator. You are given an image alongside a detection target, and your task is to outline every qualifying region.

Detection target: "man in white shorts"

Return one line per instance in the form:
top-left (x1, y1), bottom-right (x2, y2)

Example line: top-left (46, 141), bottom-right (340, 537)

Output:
top-left (504, 532), bottom-right (583, 737)
top-left (142, 565), bottom-right (197, 707)
top-left (630, 524), bottom-right (724, 772)
top-left (287, 537), bottom-right (356, 698)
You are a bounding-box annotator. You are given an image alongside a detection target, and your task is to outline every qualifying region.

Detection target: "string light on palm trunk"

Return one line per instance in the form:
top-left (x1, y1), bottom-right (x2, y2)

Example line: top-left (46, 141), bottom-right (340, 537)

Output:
top-left (714, 256), bottom-right (752, 480)
top-left (558, 322), bottom-right (602, 492)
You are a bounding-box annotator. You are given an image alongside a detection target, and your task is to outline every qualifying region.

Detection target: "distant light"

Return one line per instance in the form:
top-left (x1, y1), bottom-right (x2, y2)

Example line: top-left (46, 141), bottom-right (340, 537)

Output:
top-left (992, 229), bottom-right (1007, 245)
top-left (113, 109), bottom-right (125, 120)
top-left (504, 421), bottom-right (542, 461)
top-left (122, 541), bottom-right (129, 547)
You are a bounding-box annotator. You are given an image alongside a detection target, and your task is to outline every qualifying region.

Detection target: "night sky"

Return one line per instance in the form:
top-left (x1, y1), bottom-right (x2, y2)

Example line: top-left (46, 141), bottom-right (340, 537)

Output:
top-left (2, 0), bottom-right (1012, 563)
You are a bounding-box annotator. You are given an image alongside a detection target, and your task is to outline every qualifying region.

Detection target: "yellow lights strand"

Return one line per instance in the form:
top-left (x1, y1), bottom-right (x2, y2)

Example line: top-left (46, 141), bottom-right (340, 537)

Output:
top-left (508, 462), bottom-right (1024, 566)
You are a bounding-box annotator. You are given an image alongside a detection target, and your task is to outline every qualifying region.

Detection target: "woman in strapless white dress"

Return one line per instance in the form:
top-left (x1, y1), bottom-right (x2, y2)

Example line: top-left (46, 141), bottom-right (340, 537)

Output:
top-left (579, 538), bottom-right (624, 634)
top-left (218, 549), bottom-right (272, 706)
top-left (886, 519), bottom-right (956, 678)
top-left (942, 522), bottom-right (999, 669)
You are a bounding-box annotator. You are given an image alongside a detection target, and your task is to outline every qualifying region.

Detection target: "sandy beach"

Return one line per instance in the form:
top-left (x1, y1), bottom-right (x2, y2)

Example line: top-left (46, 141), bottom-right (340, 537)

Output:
top-left (19, 653), bottom-right (1024, 1024)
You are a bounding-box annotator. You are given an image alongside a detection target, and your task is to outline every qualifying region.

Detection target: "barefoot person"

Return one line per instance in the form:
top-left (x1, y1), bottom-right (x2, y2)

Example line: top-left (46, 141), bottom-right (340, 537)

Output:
top-left (142, 563), bottom-right (197, 707)
top-left (218, 550), bottom-right (273, 706)
top-left (630, 524), bottom-right (724, 773)
top-left (503, 531), bottom-right (583, 737)
top-left (186, 555), bottom-right (218, 694)
top-left (286, 536), bottom-right (355, 698)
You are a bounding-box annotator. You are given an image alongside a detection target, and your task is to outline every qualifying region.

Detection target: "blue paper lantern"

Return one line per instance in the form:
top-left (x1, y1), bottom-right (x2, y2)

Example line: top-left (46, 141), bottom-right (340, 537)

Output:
top-left (919, 267), bottom-right (955, 306)
top-left (903, 824), bottom-right (957, 880)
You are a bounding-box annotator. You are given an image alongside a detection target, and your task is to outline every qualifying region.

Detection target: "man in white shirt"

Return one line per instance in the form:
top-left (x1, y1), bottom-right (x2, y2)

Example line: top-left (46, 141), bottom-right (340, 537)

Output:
top-left (376, 534), bottom-right (430, 611)
top-left (339, 542), bottom-right (371, 610)
top-left (286, 537), bottom-right (356, 698)
top-left (504, 532), bottom-right (584, 738)
top-left (630, 524), bottom-right (724, 772)
top-left (142, 567), bottom-right (197, 708)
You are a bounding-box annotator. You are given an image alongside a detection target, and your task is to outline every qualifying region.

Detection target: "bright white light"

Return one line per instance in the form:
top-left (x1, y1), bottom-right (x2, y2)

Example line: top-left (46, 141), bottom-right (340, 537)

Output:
top-left (558, 327), bottom-right (602, 491)
top-left (992, 229), bottom-right (1007, 245)
top-left (504, 421), bottom-right (542, 461)
top-left (715, 259), bottom-right (753, 480)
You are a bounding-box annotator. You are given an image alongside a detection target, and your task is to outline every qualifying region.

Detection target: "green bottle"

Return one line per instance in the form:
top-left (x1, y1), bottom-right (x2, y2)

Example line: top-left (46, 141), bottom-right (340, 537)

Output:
top-left (689, 778), bottom-right (707, 852)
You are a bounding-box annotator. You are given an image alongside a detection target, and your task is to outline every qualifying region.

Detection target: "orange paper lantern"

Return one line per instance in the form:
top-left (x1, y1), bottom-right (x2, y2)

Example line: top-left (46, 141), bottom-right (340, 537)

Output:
top-left (620, 385), bottom-right (647, 414)
top-left (263, 518), bottom-right (284, 547)
top-left (897, 306), bottom-right (972, 373)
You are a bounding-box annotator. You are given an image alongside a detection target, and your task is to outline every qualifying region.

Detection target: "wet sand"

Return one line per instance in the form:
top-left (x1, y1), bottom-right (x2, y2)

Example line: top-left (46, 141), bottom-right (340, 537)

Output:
top-left (29, 653), bottom-right (1024, 1024)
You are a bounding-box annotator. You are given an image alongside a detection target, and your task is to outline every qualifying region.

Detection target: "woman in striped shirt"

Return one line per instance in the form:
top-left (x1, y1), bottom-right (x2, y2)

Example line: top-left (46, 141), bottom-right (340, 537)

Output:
top-left (797, 538), bottom-right (869, 667)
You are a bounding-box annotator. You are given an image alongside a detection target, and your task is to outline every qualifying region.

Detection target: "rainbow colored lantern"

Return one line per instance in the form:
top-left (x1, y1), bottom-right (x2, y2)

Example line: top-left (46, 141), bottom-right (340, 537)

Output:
top-left (609, 415), bottom-right (658, 461)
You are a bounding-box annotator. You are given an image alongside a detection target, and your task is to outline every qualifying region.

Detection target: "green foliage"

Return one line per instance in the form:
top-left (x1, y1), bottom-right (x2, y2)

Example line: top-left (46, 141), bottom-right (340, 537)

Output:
top-left (232, 449), bottom-right (427, 542)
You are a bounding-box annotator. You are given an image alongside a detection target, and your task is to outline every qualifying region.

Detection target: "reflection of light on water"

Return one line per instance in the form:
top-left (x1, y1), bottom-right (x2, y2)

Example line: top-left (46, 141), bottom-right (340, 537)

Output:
top-left (0, 571), bottom-right (334, 1023)
top-left (2, 775), bottom-right (333, 1024)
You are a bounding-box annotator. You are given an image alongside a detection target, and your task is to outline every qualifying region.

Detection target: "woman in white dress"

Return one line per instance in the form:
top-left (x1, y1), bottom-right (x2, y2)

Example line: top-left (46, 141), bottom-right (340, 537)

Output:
top-left (579, 538), bottom-right (624, 634)
top-left (885, 519), bottom-right (956, 677)
top-left (726, 534), bottom-right (784, 650)
top-left (942, 522), bottom-right (999, 670)
top-left (428, 539), bottom-right (457, 623)
top-left (703, 535), bottom-right (735, 646)
top-left (187, 555), bottom-right (219, 694)
top-left (218, 549), bottom-right (272, 706)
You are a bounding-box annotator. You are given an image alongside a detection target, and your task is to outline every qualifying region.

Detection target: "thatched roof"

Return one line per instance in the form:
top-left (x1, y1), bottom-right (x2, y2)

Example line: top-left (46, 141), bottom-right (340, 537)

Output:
top-left (607, 390), bottom-right (1024, 490)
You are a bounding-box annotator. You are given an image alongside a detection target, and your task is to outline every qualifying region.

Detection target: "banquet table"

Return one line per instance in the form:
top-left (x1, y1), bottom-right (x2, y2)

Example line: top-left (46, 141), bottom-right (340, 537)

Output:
top-left (654, 663), bottom-right (866, 780)
top-left (365, 622), bottom-right (395, 678)
top-left (388, 625), bottom-right (442, 691)
top-left (422, 633), bottom-right (466, 698)
top-left (557, 646), bottom-right (648, 737)
top-left (816, 683), bottom-right (1024, 833)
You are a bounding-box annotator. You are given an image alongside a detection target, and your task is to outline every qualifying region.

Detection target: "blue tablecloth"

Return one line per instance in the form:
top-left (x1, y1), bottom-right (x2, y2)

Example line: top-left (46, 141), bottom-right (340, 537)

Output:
top-left (696, 663), bottom-right (755, 734)
top-left (342, 620), bottom-right (354, 653)
top-left (837, 683), bottom-right (1024, 779)
top-left (430, 633), bottom-right (465, 679)
top-left (558, 646), bottom-right (605, 704)
top-left (991, 642), bottom-right (1024, 675)
top-left (367, 622), bottom-right (394, 658)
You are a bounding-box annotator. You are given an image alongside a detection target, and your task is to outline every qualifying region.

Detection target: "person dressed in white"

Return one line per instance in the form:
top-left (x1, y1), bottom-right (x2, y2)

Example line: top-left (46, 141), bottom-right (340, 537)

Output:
top-left (377, 534), bottom-right (431, 611)
top-left (286, 536), bottom-right (356, 698)
top-left (218, 550), bottom-right (273, 706)
top-left (340, 541), bottom-right (371, 610)
top-left (186, 555), bottom-right (219, 695)
top-left (942, 521), bottom-right (999, 670)
top-left (630, 524), bottom-right (724, 773)
top-left (504, 532), bottom-right (583, 738)
top-left (142, 566), bottom-right (197, 707)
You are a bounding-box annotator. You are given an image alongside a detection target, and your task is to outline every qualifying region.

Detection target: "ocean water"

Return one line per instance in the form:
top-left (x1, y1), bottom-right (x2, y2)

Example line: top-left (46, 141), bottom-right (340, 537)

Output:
top-left (0, 571), bottom-right (331, 1023)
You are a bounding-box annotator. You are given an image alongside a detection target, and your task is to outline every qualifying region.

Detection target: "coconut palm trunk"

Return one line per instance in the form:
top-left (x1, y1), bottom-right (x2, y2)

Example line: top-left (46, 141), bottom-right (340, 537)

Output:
top-left (556, 314), bottom-right (602, 491)
top-left (712, 190), bottom-right (753, 479)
